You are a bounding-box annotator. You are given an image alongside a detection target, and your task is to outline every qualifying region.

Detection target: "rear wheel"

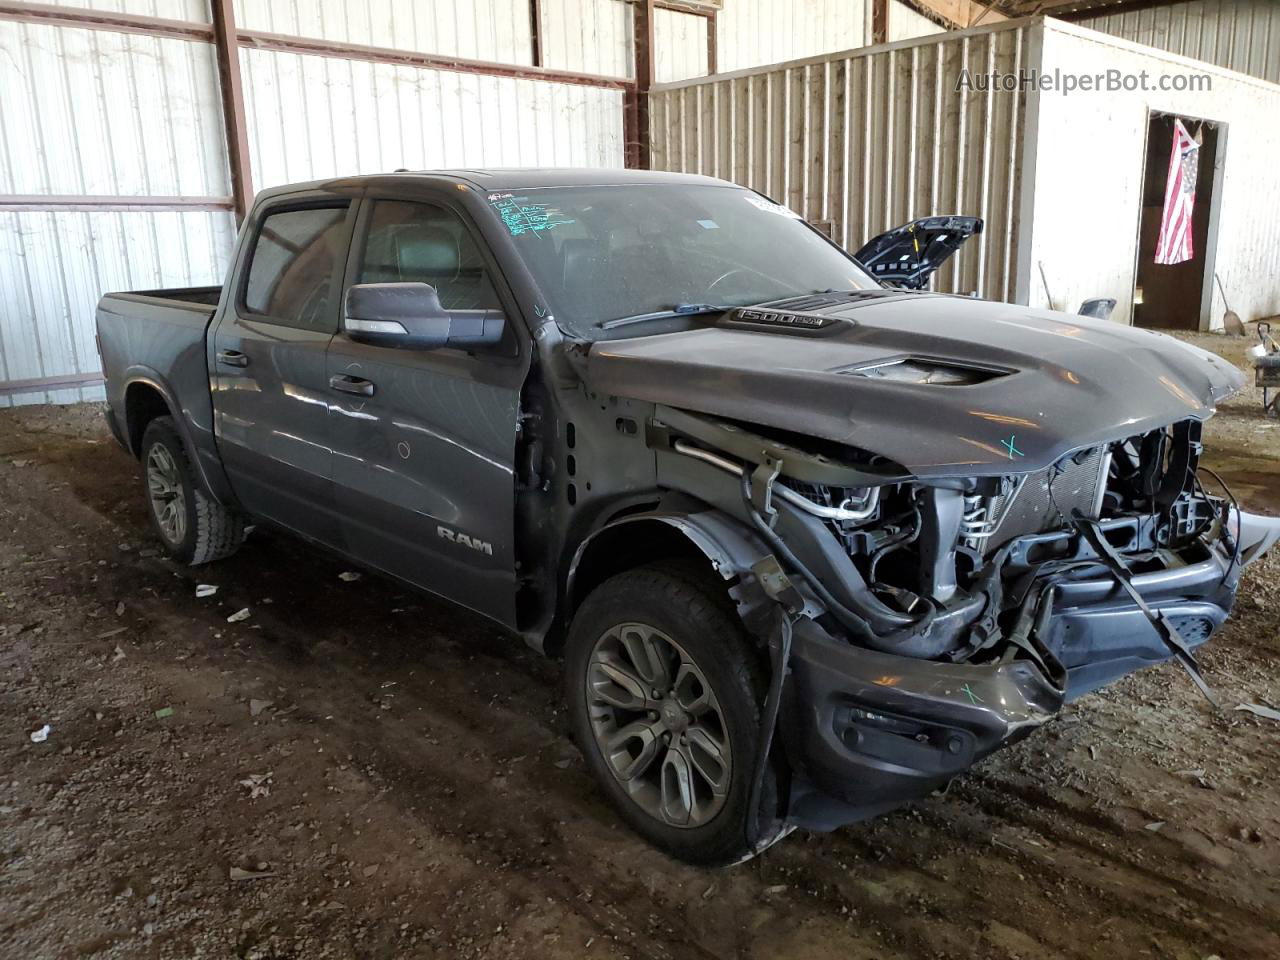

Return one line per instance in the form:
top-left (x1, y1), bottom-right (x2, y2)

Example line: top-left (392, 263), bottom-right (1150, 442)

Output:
top-left (565, 565), bottom-right (785, 866)
top-left (141, 416), bottom-right (245, 565)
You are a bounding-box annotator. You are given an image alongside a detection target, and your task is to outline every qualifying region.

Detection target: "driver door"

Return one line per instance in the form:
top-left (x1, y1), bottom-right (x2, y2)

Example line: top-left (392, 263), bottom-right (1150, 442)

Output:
top-left (326, 196), bottom-right (530, 627)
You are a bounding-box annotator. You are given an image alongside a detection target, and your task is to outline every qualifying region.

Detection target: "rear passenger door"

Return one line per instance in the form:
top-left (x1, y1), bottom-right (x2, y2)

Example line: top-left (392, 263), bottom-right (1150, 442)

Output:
top-left (211, 198), bottom-right (356, 546)
top-left (326, 195), bottom-right (529, 627)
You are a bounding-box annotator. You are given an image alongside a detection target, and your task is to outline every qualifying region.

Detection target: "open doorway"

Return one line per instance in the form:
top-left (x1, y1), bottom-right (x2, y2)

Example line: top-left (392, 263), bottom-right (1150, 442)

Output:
top-left (1132, 112), bottom-right (1223, 331)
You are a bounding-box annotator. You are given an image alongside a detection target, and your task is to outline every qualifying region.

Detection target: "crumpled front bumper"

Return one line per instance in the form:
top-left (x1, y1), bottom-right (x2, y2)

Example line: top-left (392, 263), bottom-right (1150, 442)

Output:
top-left (780, 508), bottom-right (1280, 832)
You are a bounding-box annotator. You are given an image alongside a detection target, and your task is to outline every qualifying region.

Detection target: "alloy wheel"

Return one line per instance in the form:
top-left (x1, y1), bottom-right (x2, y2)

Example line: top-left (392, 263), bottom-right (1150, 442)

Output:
top-left (146, 443), bottom-right (187, 545)
top-left (585, 622), bottom-right (732, 828)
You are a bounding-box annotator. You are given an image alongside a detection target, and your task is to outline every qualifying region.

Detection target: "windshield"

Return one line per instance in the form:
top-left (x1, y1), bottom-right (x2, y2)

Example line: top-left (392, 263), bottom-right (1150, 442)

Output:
top-left (483, 184), bottom-right (879, 340)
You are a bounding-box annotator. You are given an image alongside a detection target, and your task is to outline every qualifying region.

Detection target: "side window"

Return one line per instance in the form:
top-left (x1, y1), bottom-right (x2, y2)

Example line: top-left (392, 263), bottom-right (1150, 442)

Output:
top-left (358, 200), bottom-right (500, 311)
top-left (243, 205), bottom-right (349, 330)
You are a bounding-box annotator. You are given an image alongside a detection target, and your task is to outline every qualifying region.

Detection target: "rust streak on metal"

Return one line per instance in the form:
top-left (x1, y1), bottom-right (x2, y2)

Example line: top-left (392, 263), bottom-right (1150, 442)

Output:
top-left (0, 194), bottom-right (234, 212)
top-left (237, 29), bottom-right (633, 90)
top-left (210, 0), bottom-right (253, 225)
top-left (0, 1), bottom-right (213, 41)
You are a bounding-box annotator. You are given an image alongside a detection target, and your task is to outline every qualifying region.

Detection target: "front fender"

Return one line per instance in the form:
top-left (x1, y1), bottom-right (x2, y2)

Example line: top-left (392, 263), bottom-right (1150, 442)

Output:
top-left (565, 507), bottom-right (781, 634)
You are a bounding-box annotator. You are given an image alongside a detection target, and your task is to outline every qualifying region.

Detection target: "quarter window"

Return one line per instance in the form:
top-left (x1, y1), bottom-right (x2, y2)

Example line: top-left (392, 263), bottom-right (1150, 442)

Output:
top-left (243, 205), bottom-right (349, 330)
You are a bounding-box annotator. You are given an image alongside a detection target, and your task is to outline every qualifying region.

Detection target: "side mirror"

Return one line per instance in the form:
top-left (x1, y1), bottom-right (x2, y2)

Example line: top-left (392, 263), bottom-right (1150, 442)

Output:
top-left (344, 282), bottom-right (505, 349)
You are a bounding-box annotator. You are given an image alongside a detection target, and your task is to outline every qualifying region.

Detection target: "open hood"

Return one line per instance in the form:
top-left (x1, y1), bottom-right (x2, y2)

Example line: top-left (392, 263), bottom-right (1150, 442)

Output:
top-left (853, 216), bottom-right (983, 290)
top-left (586, 292), bottom-right (1245, 479)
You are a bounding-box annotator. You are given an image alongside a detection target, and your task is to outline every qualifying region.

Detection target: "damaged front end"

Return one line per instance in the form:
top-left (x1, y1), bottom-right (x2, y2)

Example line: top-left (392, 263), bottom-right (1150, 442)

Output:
top-left (649, 405), bottom-right (1280, 830)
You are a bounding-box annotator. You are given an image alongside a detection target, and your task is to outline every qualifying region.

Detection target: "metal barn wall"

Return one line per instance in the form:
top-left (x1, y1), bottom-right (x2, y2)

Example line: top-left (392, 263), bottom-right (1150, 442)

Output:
top-left (1027, 20), bottom-right (1280, 328)
top-left (650, 20), bottom-right (1034, 302)
top-left (39, 0), bottom-right (209, 18)
top-left (654, 6), bottom-right (708, 83)
top-left (540, 0), bottom-right (632, 77)
top-left (1076, 0), bottom-right (1280, 85)
top-left (0, 2), bottom-right (630, 406)
top-left (715, 0), bottom-right (870, 74)
top-left (240, 48), bottom-right (625, 189)
top-left (232, 0), bottom-right (534, 65)
top-left (0, 19), bottom-right (234, 406)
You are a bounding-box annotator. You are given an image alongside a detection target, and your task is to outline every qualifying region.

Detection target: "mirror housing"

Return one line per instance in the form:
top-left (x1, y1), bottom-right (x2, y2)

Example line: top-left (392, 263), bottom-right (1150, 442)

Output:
top-left (343, 282), bottom-right (505, 349)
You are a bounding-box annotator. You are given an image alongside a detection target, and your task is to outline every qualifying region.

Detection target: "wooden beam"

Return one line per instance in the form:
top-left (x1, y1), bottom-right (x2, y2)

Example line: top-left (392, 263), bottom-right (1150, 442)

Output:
top-left (872, 0), bottom-right (888, 43)
top-left (210, 0), bottom-right (253, 225)
top-left (899, 0), bottom-right (1009, 29)
top-left (529, 0), bottom-right (543, 66)
top-left (706, 9), bottom-right (717, 74)
top-left (0, 194), bottom-right (234, 212)
top-left (629, 0), bottom-right (655, 169)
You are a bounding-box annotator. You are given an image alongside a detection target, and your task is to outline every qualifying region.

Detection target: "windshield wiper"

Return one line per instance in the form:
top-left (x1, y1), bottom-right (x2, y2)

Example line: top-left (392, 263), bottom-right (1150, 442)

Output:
top-left (597, 303), bottom-right (736, 331)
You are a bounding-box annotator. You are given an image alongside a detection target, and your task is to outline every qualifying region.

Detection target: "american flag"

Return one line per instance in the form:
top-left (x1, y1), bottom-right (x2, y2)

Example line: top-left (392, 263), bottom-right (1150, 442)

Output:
top-left (1155, 119), bottom-right (1200, 265)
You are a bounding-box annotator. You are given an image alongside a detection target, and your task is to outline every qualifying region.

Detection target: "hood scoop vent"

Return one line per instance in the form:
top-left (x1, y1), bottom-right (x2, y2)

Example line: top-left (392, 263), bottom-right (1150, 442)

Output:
top-left (838, 357), bottom-right (1010, 386)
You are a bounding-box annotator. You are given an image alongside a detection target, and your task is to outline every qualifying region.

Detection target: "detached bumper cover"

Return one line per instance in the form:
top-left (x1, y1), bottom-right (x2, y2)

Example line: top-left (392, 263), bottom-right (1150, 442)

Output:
top-left (782, 509), bottom-right (1280, 831)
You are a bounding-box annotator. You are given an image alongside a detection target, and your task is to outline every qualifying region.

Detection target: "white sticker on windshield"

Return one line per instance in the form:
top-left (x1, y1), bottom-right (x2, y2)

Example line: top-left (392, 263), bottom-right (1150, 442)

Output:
top-left (697, 219), bottom-right (719, 230)
top-left (744, 196), bottom-right (802, 219)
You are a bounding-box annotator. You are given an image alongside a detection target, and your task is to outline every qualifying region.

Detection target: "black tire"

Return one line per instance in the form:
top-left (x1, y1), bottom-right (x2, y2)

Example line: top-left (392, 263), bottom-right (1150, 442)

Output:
top-left (140, 416), bottom-right (246, 565)
top-left (565, 564), bottom-right (786, 866)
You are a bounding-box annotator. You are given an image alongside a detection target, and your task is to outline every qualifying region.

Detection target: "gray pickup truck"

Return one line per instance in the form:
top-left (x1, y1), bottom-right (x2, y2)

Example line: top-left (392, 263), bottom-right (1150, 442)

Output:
top-left (97, 169), bottom-right (1278, 866)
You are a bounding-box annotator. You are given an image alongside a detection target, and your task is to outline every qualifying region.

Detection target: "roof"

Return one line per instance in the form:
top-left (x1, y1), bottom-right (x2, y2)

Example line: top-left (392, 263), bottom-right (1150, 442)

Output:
top-left (257, 167), bottom-right (733, 202)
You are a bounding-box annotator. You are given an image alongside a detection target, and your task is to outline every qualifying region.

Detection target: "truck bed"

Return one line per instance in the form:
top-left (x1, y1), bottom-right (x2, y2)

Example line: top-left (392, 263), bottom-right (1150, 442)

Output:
top-left (95, 285), bottom-right (223, 460)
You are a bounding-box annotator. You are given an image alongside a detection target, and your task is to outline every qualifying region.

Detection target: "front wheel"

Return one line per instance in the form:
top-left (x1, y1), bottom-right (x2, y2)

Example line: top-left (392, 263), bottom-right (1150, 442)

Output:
top-left (565, 565), bottom-right (785, 866)
top-left (141, 416), bottom-right (246, 565)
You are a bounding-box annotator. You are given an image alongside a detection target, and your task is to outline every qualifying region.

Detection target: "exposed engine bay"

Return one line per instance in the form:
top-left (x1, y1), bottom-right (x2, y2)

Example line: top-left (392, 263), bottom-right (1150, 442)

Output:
top-left (657, 407), bottom-right (1250, 698)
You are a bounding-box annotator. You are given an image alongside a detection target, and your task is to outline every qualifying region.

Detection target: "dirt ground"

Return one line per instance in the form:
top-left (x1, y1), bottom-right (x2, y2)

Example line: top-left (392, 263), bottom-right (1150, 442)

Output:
top-left (2, 332), bottom-right (1278, 960)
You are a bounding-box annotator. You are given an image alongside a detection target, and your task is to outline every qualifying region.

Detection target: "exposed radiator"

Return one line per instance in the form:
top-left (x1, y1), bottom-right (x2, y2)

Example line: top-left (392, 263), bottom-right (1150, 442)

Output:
top-left (978, 448), bottom-right (1111, 551)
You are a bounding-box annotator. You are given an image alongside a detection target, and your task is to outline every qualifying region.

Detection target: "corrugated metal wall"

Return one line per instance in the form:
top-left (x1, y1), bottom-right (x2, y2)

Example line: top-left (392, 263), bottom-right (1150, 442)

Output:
top-left (1028, 20), bottom-right (1280, 328)
top-left (1077, 0), bottom-right (1280, 85)
top-left (233, 0), bottom-right (533, 65)
top-left (654, 6), bottom-right (707, 84)
top-left (540, 0), bottom-right (632, 77)
top-left (0, 20), bottom-right (234, 406)
top-left (716, 0), bottom-right (869, 74)
top-left (241, 47), bottom-right (625, 190)
top-left (650, 21), bottom-right (1033, 302)
top-left (0, 2), bottom-right (629, 406)
top-left (41, 0), bottom-right (209, 19)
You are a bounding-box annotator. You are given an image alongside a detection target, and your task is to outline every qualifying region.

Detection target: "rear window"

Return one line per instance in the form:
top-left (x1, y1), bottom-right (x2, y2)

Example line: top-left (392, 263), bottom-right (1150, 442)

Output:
top-left (243, 205), bottom-right (348, 330)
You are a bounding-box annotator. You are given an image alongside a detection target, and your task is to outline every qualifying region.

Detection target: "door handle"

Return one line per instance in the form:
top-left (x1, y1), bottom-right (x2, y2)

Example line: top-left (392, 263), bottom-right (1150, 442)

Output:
top-left (216, 349), bottom-right (249, 368)
top-left (329, 374), bottom-right (375, 397)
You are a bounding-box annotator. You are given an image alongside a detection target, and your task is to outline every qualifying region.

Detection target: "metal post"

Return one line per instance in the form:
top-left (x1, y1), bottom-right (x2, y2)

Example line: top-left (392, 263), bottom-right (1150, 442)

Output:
top-left (210, 0), bottom-right (253, 224)
top-left (631, 0), bottom-right (655, 169)
top-left (529, 0), bottom-right (543, 66)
